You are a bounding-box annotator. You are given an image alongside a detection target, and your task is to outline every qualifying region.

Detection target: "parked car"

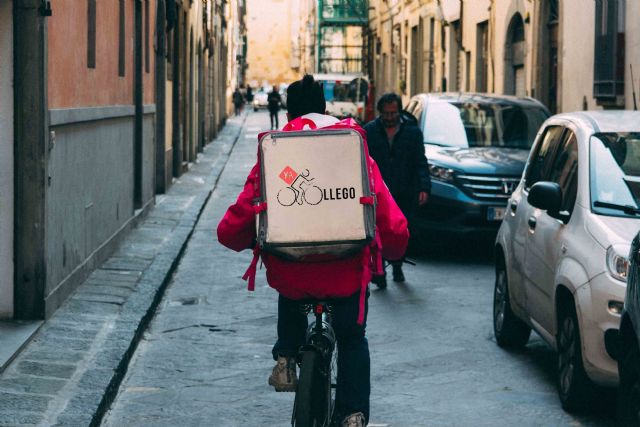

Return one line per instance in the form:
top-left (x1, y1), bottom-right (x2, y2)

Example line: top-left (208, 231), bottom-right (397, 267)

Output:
top-left (252, 89), bottom-right (269, 111)
top-left (404, 93), bottom-right (550, 236)
top-left (279, 83), bottom-right (288, 108)
top-left (493, 111), bottom-right (640, 412)
top-left (618, 231), bottom-right (640, 425)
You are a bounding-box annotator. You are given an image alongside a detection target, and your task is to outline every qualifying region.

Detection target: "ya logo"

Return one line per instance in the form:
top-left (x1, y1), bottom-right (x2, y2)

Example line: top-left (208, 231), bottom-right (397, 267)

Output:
top-left (276, 166), bottom-right (323, 207)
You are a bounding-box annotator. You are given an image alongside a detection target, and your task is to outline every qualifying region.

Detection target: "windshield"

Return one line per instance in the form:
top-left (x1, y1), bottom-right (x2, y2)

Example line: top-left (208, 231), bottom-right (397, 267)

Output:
top-left (422, 101), bottom-right (548, 148)
top-left (320, 78), bottom-right (367, 103)
top-left (590, 132), bottom-right (640, 217)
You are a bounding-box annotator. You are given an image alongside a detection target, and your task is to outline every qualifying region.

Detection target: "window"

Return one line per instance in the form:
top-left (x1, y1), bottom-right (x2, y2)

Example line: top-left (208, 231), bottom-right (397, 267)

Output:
top-left (591, 132), bottom-right (640, 217)
top-left (548, 131), bottom-right (578, 214)
top-left (412, 101), bottom-right (424, 125)
top-left (428, 18), bottom-right (435, 91)
top-left (525, 126), bottom-right (565, 188)
top-left (118, 0), bottom-right (125, 76)
top-left (405, 100), bottom-right (418, 115)
top-left (87, 0), bottom-right (96, 68)
top-left (476, 21), bottom-right (488, 92)
top-left (594, 0), bottom-right (625, 104)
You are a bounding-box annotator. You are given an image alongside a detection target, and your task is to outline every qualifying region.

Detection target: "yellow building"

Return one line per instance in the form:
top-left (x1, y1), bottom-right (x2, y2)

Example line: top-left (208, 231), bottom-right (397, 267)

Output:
top-left (246, 0), bottom-right (301, 88)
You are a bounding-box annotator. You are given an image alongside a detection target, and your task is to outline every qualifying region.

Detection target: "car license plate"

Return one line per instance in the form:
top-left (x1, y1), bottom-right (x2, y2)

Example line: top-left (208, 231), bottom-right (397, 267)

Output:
top-left (487, 207), bottom-right (506, 221)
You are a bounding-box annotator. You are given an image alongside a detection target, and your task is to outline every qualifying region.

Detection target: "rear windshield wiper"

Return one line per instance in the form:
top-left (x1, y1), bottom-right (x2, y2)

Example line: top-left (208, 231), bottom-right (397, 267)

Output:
top-left (593, 200), bottom-right (640, 215)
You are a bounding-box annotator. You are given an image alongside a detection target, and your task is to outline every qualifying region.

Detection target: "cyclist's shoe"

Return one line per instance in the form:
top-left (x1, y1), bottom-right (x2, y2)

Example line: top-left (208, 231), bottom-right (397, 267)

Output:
top-left (371, 274), bottom-right (387, 289)
top-left (341, 412), bottom-right (366, 427)
top-left (392, 264), bottom-right (405, 282)
top-left (268, 356), bottom-right (297, 392)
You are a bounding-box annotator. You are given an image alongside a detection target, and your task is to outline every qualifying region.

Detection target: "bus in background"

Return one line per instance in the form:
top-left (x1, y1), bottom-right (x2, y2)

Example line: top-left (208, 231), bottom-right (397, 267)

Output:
top-left (313, 73), bottom-right (370, 123)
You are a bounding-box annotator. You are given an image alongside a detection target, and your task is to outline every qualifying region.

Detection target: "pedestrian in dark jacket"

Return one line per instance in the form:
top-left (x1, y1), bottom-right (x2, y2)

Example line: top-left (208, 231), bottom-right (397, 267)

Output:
top-left (267, 86), bottom-right (282, 129)
top-left (363, 92), bottom-right (431, 287)
top-left (233, 88), bottom-right (245, 116)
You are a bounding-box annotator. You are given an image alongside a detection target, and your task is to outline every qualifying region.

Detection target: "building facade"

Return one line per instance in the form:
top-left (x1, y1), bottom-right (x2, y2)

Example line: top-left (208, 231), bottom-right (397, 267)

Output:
top-left (368, 0), bottom-right (640, 114)
top-left (245, 0), bottom-right (301, 88)
top-left (292, 0), bottom-right (370, 76)
top-left (4, 0), bottom-right (244, 321)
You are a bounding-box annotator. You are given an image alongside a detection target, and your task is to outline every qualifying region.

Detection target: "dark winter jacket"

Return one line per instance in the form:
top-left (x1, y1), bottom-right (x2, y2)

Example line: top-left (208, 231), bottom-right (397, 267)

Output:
top-left (267, 91), bottom-right (282, 112)
top-left (363, 115), bottom-right (431, 203)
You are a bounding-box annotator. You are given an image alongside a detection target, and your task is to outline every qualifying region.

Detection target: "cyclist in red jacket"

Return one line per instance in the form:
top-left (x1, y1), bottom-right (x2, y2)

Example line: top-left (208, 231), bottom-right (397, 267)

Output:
top-left (217, 74), bottom-right (408, 427)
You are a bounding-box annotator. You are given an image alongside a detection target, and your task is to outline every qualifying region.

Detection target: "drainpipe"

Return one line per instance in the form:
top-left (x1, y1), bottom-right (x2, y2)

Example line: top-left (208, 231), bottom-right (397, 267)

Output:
top-left (13, 0), bottom-right (50, 319)
top-left (316, 1), bottom-right (322, 72)
top-left (134, 0), bottom-right (143, 208)
top-left (155, 0), bottom-right (166, 193)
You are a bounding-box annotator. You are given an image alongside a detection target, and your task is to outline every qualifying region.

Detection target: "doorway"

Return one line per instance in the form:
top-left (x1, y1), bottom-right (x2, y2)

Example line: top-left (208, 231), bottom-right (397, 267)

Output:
top-left (504, 13), bottom-right (526, 96)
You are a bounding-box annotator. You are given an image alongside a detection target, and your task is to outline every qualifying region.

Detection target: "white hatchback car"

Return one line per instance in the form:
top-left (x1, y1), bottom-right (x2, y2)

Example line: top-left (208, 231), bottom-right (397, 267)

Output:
top-left (494, 111), bottom-right (640, 411)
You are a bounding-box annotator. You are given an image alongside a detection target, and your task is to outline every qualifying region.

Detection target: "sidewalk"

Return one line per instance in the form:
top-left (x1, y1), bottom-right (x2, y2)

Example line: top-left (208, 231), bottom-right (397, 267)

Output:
top-left (0, 114), bottom-right (245, 427)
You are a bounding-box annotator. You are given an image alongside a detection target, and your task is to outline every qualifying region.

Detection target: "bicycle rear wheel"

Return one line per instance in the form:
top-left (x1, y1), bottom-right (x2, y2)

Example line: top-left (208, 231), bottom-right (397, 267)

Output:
top-left (293, 350), bottom-right (330, 427)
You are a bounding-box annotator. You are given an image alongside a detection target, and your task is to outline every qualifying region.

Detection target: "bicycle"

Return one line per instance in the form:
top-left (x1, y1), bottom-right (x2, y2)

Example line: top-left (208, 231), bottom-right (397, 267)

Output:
top-left (291, 300), bottom-right (337, 427)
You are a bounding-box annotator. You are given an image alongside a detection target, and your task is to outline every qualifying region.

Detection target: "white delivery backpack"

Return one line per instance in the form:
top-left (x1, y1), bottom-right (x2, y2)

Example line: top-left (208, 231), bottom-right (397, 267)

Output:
top-left (256, 129), bottom-right (376, 261)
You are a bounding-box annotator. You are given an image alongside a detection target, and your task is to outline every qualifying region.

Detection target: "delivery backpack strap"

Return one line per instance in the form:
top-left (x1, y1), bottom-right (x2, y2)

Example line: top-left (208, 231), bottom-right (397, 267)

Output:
top-left (356, 191), bottom-right (379, 325)
top-left (242, 201), bottom-right (267, 291)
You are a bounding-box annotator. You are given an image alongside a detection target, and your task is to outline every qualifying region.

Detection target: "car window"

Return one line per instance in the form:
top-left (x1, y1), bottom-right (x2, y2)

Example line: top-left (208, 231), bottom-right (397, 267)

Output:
top-left (412, 102), bottom-right (424, 125)
top-left (406, 100), bottom-right (418, 115)
top-left (320, 79), bottom-right (367, 103)
top-left (422, 101), bottom-right (548, 148)
top-left (423, 101), bottom-right (468, 146)
top-left (524, 126), bottom-right (565, 189)
top-left (591, 132), bottom-right (640, 217)
top-left (548, 130), bottom-right (578, 215)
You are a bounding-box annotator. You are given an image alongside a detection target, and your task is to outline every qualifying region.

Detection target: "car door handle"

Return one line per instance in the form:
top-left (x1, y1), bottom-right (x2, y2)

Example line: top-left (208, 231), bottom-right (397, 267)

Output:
top-left (510, 201), bottom-right (518, 213)
top-left (528, 216), bottom-right (537, 229)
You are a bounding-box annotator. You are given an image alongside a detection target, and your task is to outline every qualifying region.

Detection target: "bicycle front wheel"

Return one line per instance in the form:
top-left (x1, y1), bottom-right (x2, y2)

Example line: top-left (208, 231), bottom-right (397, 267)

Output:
top-left (293, 350), bottom-right (329, 427)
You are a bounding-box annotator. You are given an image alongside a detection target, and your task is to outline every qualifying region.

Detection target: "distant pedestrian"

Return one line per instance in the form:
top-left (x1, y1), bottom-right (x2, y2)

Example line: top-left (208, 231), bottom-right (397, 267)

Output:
top-left (364, 93), bottom-right (431, 287)
top-left (246, 85), bottom-right (254, 103)
top-left (233, 88), bottom-right (245, 116)
top-left (267, 86), bottom-right (282, 130)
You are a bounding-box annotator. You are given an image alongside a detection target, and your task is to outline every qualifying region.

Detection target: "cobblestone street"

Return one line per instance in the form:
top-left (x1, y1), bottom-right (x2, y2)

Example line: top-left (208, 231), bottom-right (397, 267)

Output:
top-left (99, 111), bottom-right (617, 427)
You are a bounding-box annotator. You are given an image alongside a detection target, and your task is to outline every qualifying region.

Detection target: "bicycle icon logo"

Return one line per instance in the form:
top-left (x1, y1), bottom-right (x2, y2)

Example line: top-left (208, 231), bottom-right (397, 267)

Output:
top-left (277, 166), bottom-right (323, 207)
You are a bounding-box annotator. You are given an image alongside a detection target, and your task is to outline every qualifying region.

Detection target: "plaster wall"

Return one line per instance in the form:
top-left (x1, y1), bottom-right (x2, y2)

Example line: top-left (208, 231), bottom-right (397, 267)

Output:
top-left (47, 0), bottom-right (156, 108)
top-left (625, 0), bottom-right (640, 110)
top-left (560, 0), bottom-right (597, 111)
top-left (460, 0), bottom-right (490, 92)
top-left (46, 117), bottom-right (135, 297)
top-left (0, 0), bottom-right (13, 318)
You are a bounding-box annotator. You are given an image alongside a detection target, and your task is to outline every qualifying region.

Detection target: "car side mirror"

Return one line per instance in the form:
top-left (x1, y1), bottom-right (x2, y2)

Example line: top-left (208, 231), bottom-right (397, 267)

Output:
top-left (528, 181), bottom-right (562, 212)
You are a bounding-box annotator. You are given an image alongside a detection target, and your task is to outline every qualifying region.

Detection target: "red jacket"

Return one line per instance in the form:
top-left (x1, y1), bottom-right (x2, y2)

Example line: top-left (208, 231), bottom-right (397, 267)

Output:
top-left (217, 115), bottom-right (409, 323)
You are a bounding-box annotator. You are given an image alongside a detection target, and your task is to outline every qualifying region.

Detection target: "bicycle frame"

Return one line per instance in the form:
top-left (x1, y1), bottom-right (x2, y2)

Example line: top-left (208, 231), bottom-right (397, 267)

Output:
top-left (300, 303), bottom-right (336, 357)
top-left (291, 302), bottom-right (337, 427)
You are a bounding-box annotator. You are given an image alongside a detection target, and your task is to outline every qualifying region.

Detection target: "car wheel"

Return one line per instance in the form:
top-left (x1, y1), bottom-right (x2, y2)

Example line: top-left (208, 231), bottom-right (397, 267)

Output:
top-left (557, 302), bottom-right (595, 412)
top-left (253, 107), bottom-right (258, 112)
top-left (618, 337), bottom-right (640, 426)
top-left (493, 262), bottom-right (531, 348)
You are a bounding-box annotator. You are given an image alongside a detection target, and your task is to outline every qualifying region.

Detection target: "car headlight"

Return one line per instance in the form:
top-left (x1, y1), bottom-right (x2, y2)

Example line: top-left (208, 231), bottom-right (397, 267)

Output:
top-left (429, 164), bottom-right (456, 183)
top-left (607, 244), bottom-right (630, 282)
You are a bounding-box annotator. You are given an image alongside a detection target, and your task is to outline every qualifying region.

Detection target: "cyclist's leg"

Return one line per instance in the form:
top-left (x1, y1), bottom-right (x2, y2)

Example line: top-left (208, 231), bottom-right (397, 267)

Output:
top-left (272, 294), bottom-right (308, 360)
top-left (331, 289), bottom-right (371, 424)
